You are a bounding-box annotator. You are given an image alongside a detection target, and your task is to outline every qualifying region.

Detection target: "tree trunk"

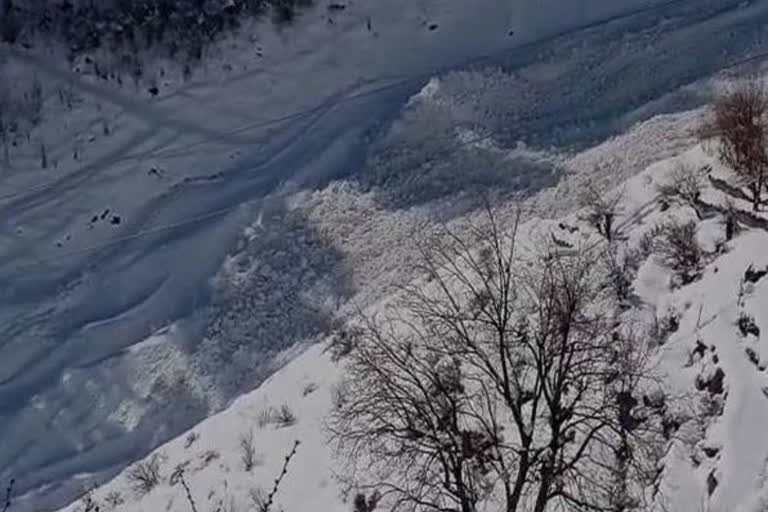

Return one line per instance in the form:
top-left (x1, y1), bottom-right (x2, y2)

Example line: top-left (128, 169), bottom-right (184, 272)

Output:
top-left (532, 465), bottom-right (553, 512)
top-left (533, 423), bottom-right (561, 512)
top-left (453, 466), bottom-right (474, 512)
top-left (508, 448), bottom-right (530, 512)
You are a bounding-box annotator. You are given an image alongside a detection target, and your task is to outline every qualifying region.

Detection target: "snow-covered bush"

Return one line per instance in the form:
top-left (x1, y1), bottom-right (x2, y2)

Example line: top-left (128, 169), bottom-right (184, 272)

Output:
top-left (654, 220), bottom-right (702, 284)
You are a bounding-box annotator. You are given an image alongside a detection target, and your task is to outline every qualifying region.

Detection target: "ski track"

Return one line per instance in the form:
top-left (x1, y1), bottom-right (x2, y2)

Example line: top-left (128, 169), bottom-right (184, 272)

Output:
top-left (2, 0), bottom-right (768, 508)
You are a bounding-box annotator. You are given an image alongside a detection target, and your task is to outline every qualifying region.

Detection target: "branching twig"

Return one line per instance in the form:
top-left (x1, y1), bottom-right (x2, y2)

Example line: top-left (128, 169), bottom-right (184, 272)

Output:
top-left (260, 441), bottom-right (301, 512)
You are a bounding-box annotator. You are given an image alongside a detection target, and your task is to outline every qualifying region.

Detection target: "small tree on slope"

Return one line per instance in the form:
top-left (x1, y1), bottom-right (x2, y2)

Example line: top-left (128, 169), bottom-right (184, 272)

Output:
top-left (704, 80), bottom-right (768, 211)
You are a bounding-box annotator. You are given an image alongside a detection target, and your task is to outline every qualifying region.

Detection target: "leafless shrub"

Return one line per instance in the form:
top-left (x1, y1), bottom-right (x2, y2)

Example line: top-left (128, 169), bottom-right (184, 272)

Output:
top-left (169, 462), bottom-right (191, 486)
top-left (184, 431), bottom-right (200, 449)
top-left (701, 80), bottom-right (768, 211)
top-left (200, 449), bottom-right (220, 467)
top-left (239, 430), bottom-right (259, 471)
top-left (257, 407), bottom-right (277, 428)
top-left (103, 491), bottom-right (124, 509)
top-left (302, 382), bottom-right (318, 396)
top-left (330, 206), bottom-right (665, 512)
top-left (127, 454), bottom-right (162, 495)
top-left (258, 405), bottom-right (296, 428)
top-left (638, 224), bottom-right (665, 259)
top-left (249, 487), bottom-right (269, 511)
top-left (276, 405), bottom-right (296, 427)
top-left (582, 178), bottom-right (624, 241)
top-left (658, 164), bottom-right (707, 219)
top-left (653, 220), bottom-right (702, 284)
top-left (326, 323), bottom-right (363, 362)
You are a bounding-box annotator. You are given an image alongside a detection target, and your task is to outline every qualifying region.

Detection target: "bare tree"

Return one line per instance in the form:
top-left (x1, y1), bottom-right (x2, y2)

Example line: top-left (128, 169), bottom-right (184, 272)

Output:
top-left (702, 80), bottom-right (768, 211)
top-left (582, 183), bottom-right (624, 242)
top-left (330, 207), bottom-right (664, 512)
top-left (658, 164), bottom-right (707, 219)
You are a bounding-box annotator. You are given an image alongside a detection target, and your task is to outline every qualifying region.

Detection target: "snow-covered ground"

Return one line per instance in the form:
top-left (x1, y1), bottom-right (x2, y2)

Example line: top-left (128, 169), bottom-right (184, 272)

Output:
top-left (51, 125), bottom-right (768, 512)
top-left (3, 0), bottom-right (768, 510)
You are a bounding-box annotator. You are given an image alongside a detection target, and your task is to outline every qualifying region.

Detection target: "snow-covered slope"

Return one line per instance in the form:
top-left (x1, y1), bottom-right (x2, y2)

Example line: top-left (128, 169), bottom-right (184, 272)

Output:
top-left (51, 121), bottom-right (768, 512)
top-left (4, 0), bottom-right (768, 509)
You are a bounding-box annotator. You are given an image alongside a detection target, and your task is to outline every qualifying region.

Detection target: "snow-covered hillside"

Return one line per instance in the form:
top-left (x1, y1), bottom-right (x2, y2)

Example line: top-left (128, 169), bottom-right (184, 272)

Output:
top-left (3, 0), bottom-right (768, 510)
top-left (52, 123), bottom-right (768, 512)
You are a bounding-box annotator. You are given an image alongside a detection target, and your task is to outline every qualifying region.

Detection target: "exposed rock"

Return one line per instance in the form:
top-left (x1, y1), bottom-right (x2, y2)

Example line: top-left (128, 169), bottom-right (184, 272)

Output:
top-left (744, 264), bottom-right (768, 284)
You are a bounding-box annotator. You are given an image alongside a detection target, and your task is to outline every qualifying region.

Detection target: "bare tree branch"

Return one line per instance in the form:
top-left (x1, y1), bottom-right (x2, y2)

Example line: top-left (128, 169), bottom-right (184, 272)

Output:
top-left (330, 207), bottom-right (665, 512)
